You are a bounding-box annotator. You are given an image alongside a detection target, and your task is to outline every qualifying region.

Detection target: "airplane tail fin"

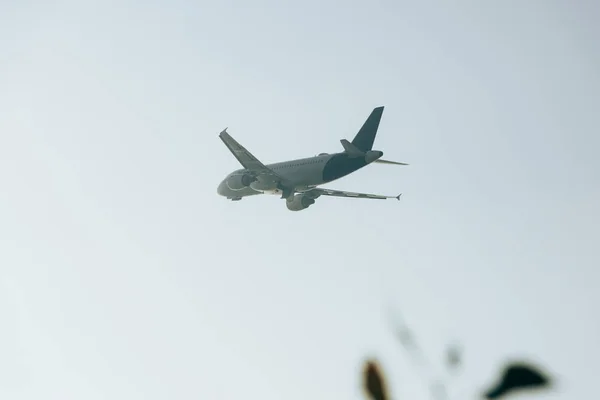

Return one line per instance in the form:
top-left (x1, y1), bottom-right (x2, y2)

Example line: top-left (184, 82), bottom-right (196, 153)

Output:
top-left (350, 106), bottom-right (384, 152)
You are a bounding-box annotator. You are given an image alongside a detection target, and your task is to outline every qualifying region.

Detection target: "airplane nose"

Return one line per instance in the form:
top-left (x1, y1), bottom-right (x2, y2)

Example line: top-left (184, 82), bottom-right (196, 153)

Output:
top-left (217, 180), bottom-right (226, 196)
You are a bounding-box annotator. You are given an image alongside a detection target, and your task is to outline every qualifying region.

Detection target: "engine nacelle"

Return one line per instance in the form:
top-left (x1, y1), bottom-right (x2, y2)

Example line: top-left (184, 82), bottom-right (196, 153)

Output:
top-left (249, 176), bottom-right (279, 192)
top-left (365, 150), bottom-right (384, 164)
top-left (225, 173), bottom-right (257, 190)
top-left (286, 194), bottom-right (316, 211)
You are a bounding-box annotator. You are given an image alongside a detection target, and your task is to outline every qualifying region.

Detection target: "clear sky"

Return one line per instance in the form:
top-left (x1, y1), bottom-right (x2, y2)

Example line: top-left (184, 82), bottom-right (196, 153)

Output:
top-left (1, 1), bottom-right (599, 399)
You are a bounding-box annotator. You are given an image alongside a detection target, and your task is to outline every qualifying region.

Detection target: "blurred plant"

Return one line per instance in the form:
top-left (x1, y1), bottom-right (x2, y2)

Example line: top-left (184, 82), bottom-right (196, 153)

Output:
top-left (483, 362), bottom-right (551, 399)
top-left (362, 360), bottom-right (390, 400)
top-left (361, 310), bottom-right (553, 400)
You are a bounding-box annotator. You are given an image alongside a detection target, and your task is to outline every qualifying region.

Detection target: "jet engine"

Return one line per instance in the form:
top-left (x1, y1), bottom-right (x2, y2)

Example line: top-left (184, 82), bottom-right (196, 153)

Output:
top-left (226, 173), bottom-right (257, 190)
top-left (286, 194), bottom-right (316, 211)
top-left (249, 176), bottom-right (279, 192)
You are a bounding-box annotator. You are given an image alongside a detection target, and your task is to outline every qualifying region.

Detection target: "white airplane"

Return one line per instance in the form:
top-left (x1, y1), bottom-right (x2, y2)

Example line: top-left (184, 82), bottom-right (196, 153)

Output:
top-left (217, 106), bottom-right (408, 211)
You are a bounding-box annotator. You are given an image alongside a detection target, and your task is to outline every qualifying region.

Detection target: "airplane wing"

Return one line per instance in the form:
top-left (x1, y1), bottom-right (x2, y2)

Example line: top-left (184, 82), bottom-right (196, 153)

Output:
top-left (218, 128), bottom-right (294, 194)
top-left (219, 128), bottom-right (272, 172)
top-left (304, 187), bottom-right (402, 201)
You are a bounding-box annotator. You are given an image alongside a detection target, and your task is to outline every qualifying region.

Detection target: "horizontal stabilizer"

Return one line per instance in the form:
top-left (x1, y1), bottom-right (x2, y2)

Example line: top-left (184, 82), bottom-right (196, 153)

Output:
top-left (340, 139), bottom-right (364, 156)
top-left (373, 159), bottom-right (409, 166)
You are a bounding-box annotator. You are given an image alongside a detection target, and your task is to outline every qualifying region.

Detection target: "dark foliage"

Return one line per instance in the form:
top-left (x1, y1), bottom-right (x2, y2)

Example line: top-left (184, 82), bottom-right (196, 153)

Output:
top-left (360, 311), bottom-right (554, 399)
top-left (483, 362), bottom-right (551, 399)
top-left (363, 360), bottom-right (389, 400)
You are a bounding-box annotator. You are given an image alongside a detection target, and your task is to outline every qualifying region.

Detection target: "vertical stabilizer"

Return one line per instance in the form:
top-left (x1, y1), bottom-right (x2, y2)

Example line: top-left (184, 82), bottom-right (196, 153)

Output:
top-left (351, 106), bottom-right (384, 152)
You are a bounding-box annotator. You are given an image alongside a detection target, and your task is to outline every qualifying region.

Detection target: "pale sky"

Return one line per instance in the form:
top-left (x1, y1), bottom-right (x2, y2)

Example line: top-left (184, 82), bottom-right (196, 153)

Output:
top-left (1, 1), bottom-right (599, 399)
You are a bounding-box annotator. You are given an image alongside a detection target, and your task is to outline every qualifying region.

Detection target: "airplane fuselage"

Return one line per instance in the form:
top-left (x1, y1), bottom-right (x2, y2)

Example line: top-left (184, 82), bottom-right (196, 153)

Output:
top-left (217, 151), bottom-right (382, 199)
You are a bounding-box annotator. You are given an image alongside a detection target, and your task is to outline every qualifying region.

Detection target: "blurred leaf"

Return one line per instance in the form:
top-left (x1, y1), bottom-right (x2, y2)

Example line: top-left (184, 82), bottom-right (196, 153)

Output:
top-left (446, 344), bottom-right (462, 370)
top-left (363, 360), bottom-right (389, 400)
top-left (398, 328), bottom-right (414, 347)
top-left (483, 361), bottom-right (552, 399)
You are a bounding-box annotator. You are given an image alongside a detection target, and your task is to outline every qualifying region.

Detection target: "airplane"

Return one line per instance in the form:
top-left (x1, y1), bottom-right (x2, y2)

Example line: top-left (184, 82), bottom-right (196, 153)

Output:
top-left (216, 106), bottom-right (408, 211)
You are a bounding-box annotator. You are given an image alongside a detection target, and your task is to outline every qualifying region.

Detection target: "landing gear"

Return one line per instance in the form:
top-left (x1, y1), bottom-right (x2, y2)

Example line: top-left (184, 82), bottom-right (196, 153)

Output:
top-left (228, 197), bottom-right (242, 201)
